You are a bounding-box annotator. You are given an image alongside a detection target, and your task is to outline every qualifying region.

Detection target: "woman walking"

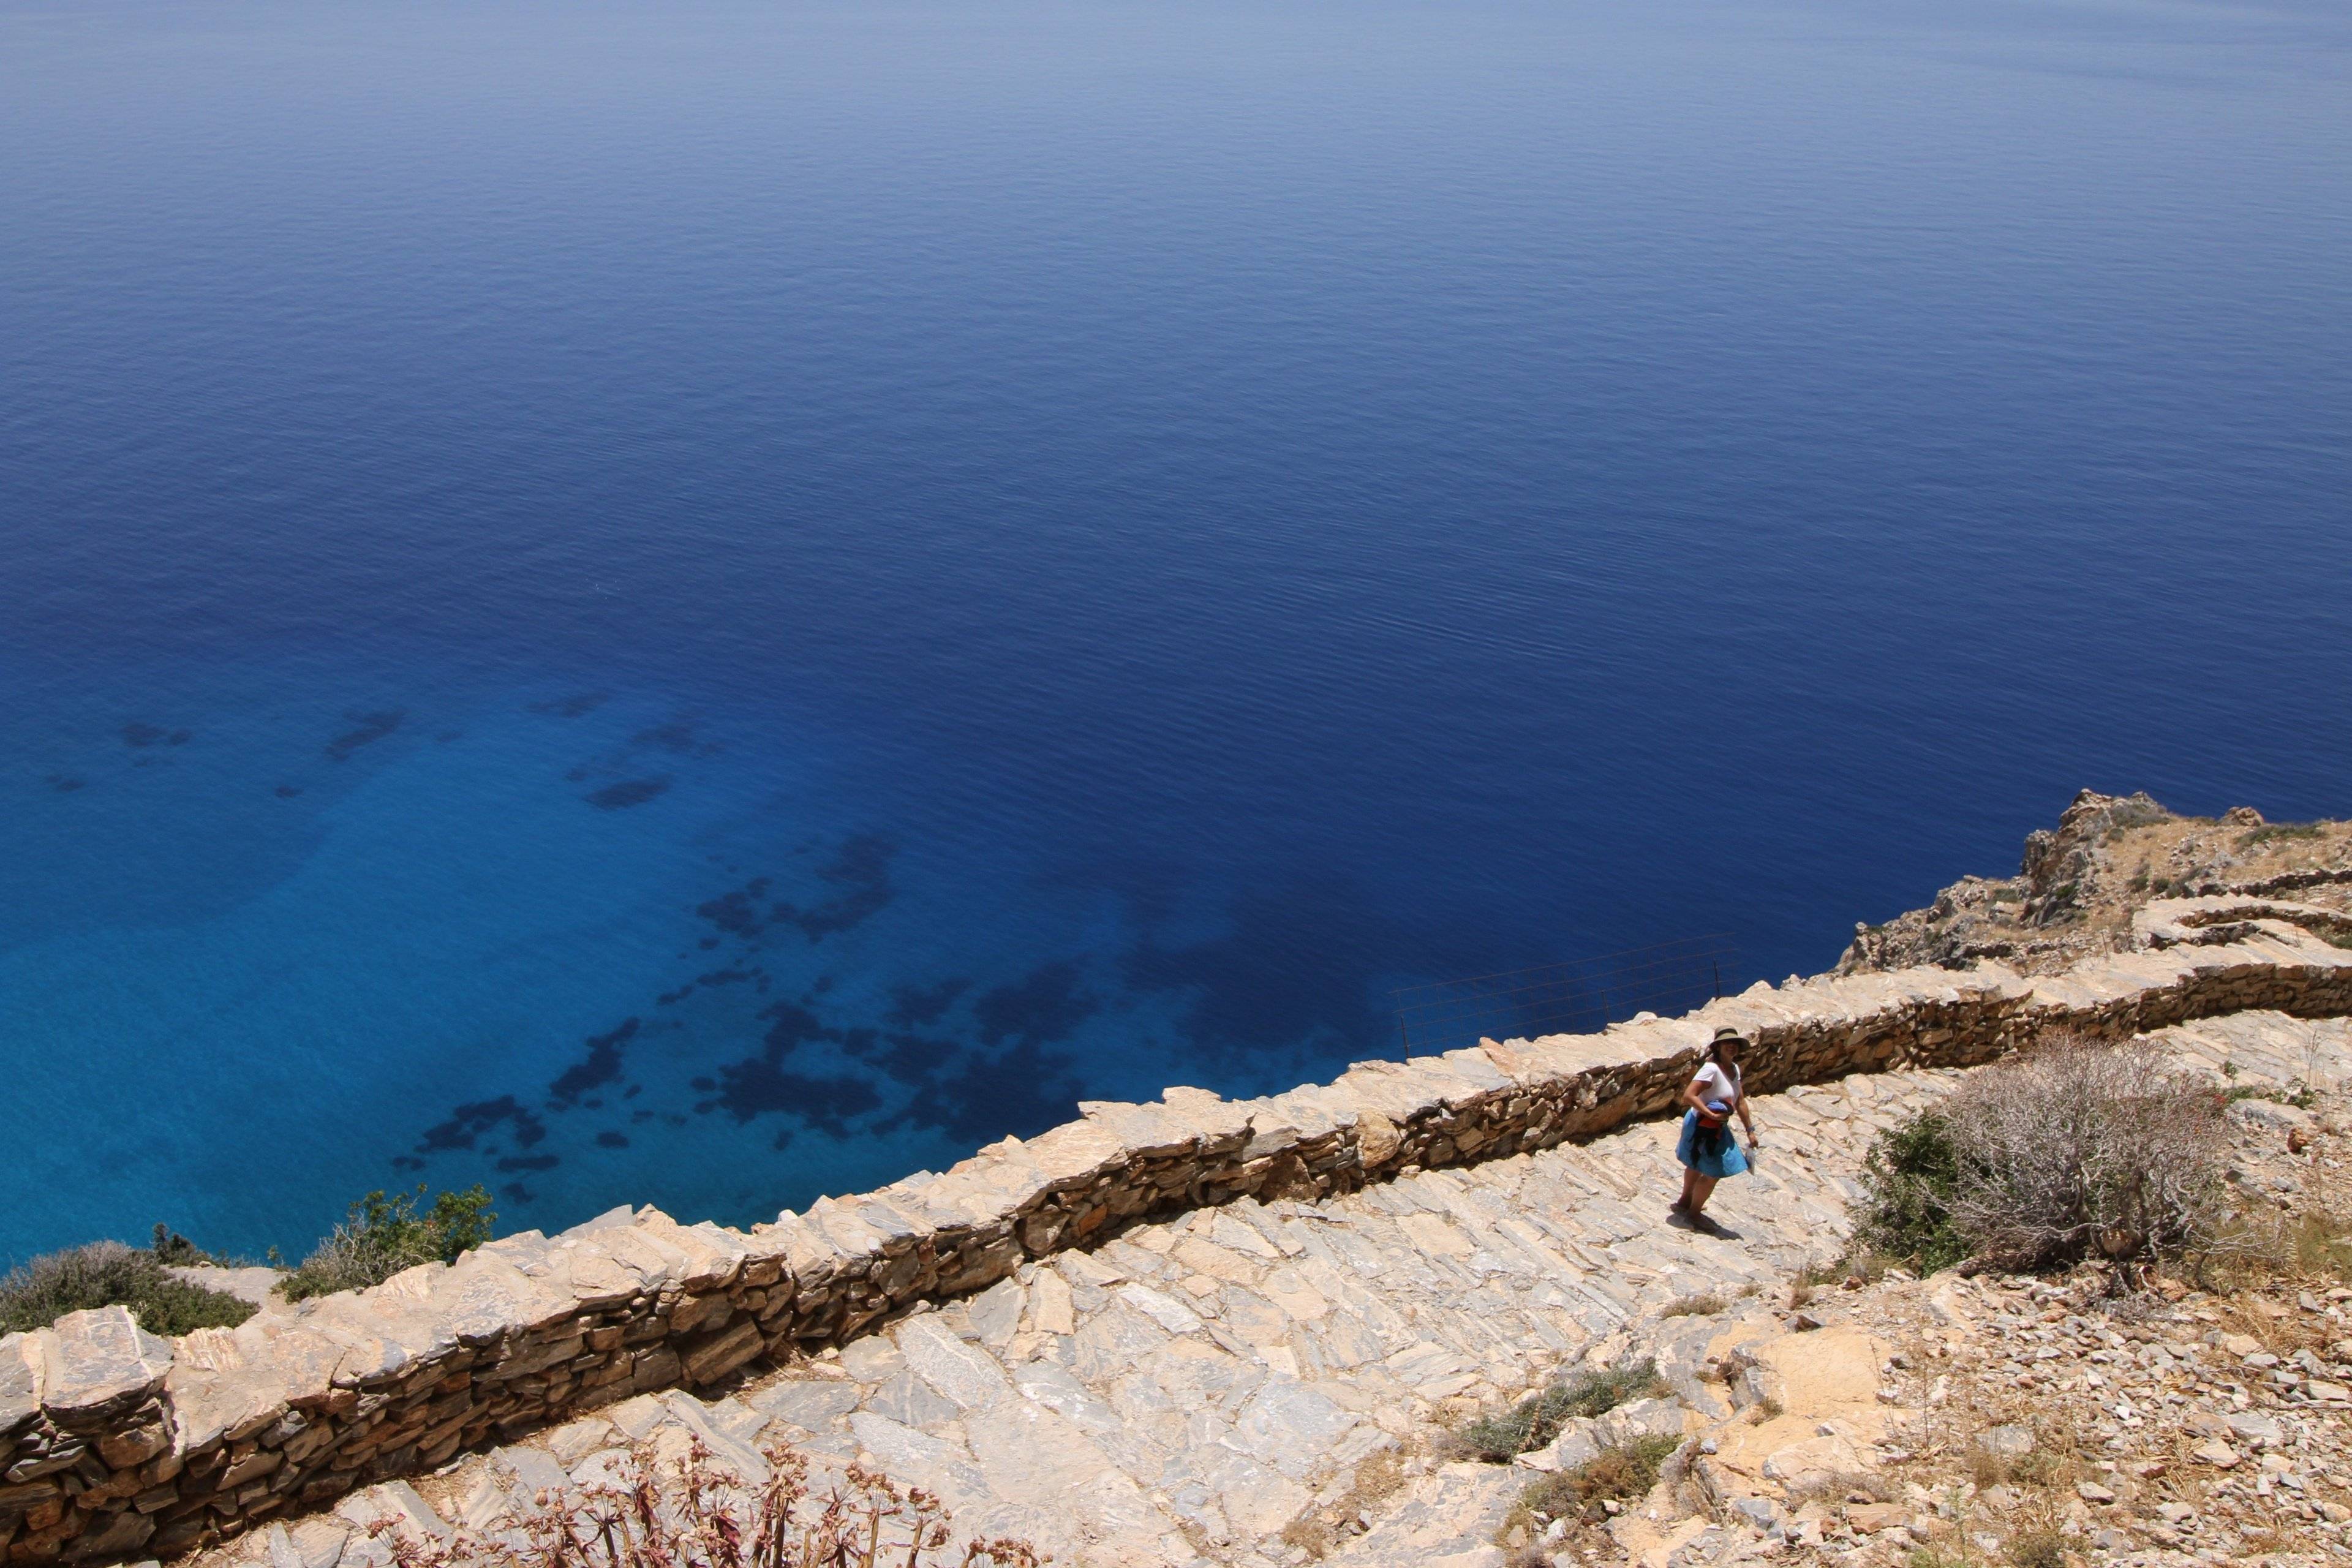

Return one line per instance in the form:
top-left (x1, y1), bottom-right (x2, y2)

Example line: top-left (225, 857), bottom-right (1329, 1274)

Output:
top-left (1673, 1026), bottom-right (1757, 1227)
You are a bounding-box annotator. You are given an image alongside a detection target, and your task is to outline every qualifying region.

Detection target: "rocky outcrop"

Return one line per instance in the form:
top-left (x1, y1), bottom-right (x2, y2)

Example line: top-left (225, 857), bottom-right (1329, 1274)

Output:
top-left (7, 927), bottom-right (2352, 1563)
top-left (1839, 790), bottom-right (2352, 976)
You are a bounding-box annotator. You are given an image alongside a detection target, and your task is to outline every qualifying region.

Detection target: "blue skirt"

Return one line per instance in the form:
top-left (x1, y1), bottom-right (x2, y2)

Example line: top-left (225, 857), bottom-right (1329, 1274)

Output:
top-left (1676, 1109), bottom-right (1747, 1179)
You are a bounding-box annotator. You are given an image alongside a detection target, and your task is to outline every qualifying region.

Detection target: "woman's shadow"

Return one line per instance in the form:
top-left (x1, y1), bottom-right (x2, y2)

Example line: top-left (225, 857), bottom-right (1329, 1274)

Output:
top-left (1665, 1210), bottom-right (1746, 1240)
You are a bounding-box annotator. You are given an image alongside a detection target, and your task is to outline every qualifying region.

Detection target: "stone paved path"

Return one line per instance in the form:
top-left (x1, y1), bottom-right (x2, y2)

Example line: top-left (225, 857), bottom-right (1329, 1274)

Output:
top-left (203, 1010), bottom-right (2350, 1568)
top-left (203, 1065), bottom-right (1959, 1568)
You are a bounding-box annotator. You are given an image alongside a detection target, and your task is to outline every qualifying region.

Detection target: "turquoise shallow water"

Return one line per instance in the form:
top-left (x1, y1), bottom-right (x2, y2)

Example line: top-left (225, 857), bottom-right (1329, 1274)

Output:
top-left (2, 0), bottom-right (2348, 1264)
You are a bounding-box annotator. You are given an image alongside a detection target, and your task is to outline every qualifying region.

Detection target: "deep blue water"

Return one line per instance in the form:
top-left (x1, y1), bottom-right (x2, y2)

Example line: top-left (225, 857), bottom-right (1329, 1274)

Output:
top-left (4, 0), bottom-right (2348, 1267)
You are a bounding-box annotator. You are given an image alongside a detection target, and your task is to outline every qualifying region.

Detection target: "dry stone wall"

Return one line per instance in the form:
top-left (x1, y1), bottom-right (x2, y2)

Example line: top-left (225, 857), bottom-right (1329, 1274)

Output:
top-left (6, 912), bottom-right (2351, 1564)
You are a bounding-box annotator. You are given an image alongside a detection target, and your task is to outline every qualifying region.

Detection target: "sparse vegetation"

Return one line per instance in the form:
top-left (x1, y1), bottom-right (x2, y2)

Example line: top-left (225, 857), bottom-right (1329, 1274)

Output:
top-left (2223, 1081), bottom-right (2315, 1110)
top-left (0, 1237), bottom-right (255, 1336)
top-left (2238, 821), bottom-right (2324, 848)
top-left (1507, 1434), bottom-right (1682, 1535)
top-left (368, 1434), bottom-right (1041, 1567)
top-left (280, 1184), bottom-right (496, 1302)
top-left (2095, 798), bottom-right (2170, 841)
top-left (1459, 1360), bottom-right (1665, 1461)
top-left (2194, 1205), bottom-right (2352, 1292)
top-left (1659, 1292), bottom-right (1726, 1317)
top-left (1905, 1549), bottom-right (1969, 1568)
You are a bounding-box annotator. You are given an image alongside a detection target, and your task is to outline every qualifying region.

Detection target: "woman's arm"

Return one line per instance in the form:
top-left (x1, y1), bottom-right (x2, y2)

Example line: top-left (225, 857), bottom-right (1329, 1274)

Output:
top-left (1738, 1097), bottom-right (1757, 1144)
top-left (1681, 1076), bottom-right (1712, 1115)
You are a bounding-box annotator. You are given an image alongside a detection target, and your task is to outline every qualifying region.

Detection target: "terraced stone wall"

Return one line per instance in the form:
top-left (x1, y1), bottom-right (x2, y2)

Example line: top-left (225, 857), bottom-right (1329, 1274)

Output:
top-left (6, 919), bottom-right (2351, 1564)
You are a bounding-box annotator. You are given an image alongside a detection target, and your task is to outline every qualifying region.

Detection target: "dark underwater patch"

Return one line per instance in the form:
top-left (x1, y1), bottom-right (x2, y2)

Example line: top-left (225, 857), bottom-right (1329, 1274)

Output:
top-left (45, 775), bottom-right (86, 793)
top-left (391, 1155), bottom-right (424, 1172)
top-left (549, 1018), bottom-right (638, 1106)
top-left (975, 961), bottom-right (1098, 1047)
top-left (886, 1038), bottom-right (1080, 1145)
top-left (415, 1095), bottom-right (548, 1154)
top-left (775, 834), bottom-right (896, 940)
top-left (595, 1130), bottom-right (630, 1148)
top-left (121, 723), bottom-right (165, 747)
top-left (696, 878), bottom-right (772, 937)
top-left (710, 996), bottom-right (881, 1132)
top-left (887, 978), bottom-right (970, 1028)
top-left (497, 1153), bottom-right (560, 1173)
top-left (586, 777), bottom-right (669, 810)
top-left (879, 1032), bottom-right (956, 1085)
top-left (274, 784), bottom-right (303, 798)
top-left (755, 1001), bottom-right (835, 1057)
top-left (1125, 882), bottom-right (1399, 1057)
top-left (503, 1183), bottom-right (537, 1204)
top-left (713, 1058), bottom-right (880, 1133)
top-left (529, 692), bottom-right (611, 718)
top-left (632, 721), bottom-right (717, 756)
top-left (325, 710), bottom-right (404, 761)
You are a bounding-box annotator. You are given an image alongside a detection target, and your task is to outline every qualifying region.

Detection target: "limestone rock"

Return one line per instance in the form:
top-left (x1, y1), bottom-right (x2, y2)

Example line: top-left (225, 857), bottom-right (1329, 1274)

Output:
top-left (40, 1308), bottom-right (173, 1425)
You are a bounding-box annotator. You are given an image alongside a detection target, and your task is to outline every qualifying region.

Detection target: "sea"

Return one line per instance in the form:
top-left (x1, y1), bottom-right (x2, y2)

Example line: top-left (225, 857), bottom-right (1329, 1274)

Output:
top-left (4, 0), bottom-right (2347, 1267)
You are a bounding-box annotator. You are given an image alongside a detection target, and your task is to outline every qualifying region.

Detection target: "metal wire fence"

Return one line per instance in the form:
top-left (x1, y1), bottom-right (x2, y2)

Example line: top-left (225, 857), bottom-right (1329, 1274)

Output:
top-left (1390, 934), bottom-right (1738, 1057)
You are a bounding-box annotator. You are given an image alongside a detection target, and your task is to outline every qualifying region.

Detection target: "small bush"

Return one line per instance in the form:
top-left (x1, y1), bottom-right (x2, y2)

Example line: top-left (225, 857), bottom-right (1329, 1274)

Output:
top-left (0, 1240), bottom-right (255, 1336)
top-left (1943, 1033), bottom-right (2227, 1272)
top-left (1660, 1292), bottom-right (1727, 1317)
top-left (1513, 1436), bottom-right (1681, 1523)
top-left (281, 1185), bottom-right (496, 1302)
top-left (2007, 1528), bottom-right (2067, 1568)
top-left (1855, 1112), bottom-right (1967, 1273)
top-left (369, 1434), bottom-right (1039, 1567)
top-left (1460, 1361), bottom-right (1664, 1461)
top-left (1858, 1035), bottom-right (2230, 1276)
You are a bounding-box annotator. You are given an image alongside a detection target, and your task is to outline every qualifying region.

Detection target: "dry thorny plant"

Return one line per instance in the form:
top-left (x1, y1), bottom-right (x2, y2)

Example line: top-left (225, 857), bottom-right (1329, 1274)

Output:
top-left (372, 1437), bottom-right (1046, 1568)
top-left (1941, 1032), bottom-right (2231, 1272)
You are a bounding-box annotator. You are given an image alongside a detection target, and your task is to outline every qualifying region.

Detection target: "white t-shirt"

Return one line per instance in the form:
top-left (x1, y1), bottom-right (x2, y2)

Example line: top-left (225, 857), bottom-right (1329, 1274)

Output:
top-left (1692, 1061), bottom-right (1741, 1112)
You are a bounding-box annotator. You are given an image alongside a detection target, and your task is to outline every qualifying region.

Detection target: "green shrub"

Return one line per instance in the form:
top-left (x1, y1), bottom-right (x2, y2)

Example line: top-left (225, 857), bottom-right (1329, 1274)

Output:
top-left (1855, 1111), bottom-right (1967, 1273)
top-left (2239, 821), bottom-right (2323, 849)
top-left (1461, 1361), bottom-right (1664, 1461)
top-left (280, 1185), bottom-right (496, 1302)
top-left (0, 1240), bottom-right (255, 1336)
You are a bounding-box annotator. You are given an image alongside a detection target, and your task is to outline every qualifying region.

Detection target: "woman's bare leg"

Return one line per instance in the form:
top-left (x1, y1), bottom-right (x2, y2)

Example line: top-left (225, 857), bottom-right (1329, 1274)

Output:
top-left (1687, 1174), bottom-right (1719, 1215)
top-left (1675, 1167), bottom-right (1699, 1210)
